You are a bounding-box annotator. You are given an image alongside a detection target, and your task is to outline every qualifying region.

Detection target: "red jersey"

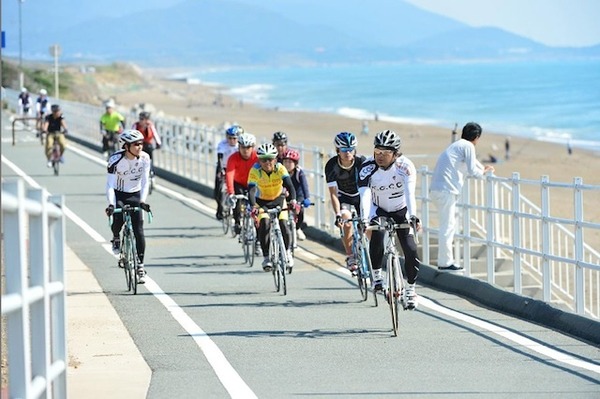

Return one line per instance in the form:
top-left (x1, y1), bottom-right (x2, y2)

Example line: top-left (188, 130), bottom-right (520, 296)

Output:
top-left (132, 121), bottom-right (161, 146)
top-left (225, 151), bottom-right (258, 194)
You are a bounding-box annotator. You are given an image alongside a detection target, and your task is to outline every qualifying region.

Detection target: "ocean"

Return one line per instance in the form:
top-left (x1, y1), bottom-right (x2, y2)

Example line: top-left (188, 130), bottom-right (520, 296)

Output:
top-left (185, 60), bottom-right (600, 151)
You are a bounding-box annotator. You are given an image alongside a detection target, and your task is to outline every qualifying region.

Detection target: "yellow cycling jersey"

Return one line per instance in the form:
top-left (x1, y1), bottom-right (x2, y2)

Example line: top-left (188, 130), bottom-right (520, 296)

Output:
top-left (100, 112), bottom-right (125, 132)
top-left (247, 162), bottom-right (289, 201)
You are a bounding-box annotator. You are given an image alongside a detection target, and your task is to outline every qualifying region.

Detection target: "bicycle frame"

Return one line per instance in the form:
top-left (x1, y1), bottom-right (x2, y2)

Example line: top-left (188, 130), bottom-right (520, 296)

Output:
top-left (111, 205), bottom-right (153, 295)
top-left (345, 211), bottom-right (377, 306)
top-left (48, 131), bottom-right (63, 176)
top-left (367, 217), bottom-right (411, 336)
top-left (266, 207), bottom-right (289, 295)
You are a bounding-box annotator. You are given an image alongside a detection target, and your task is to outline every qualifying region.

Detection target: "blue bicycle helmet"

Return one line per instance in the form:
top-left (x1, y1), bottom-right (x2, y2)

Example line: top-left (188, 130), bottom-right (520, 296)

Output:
top-left (226, 125), bottom-right (244, 137)
top-left (334, 132), bottom-right (357, 149)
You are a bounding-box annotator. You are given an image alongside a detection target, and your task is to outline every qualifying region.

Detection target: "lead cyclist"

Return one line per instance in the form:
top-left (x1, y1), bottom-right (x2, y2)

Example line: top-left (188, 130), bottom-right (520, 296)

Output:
top-left (358, 130), bottom-right (421, 309)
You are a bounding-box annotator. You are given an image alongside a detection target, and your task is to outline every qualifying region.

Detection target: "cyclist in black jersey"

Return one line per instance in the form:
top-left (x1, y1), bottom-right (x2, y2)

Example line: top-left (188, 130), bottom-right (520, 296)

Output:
top-left (42, 104), bottom-right (68, 167)
top-left (324, 132), bottom-right (365, 272)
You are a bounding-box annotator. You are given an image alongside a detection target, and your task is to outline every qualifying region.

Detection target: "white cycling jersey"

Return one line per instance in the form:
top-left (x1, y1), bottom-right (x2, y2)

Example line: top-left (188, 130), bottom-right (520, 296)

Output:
top-left (357, 155), bottom-right (417, 221)
top-left (106, 150), bottom-right (151, 205)
top-left (216, 138), bottom-right (239, 168)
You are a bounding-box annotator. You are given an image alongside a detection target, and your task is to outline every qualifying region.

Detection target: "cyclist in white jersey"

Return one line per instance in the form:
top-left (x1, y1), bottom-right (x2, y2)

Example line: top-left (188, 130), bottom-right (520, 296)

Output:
top-left (214, 124), bottom-right (242, 220)
top-left (358, 130), bottom-right (421, 309)
top-left (105, 129), bottom-right (152, 283)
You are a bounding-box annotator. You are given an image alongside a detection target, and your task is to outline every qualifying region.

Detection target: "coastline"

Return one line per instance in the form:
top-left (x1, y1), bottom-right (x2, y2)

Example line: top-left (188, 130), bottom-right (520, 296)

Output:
top-left (117, 67), bottom-right (598, 186)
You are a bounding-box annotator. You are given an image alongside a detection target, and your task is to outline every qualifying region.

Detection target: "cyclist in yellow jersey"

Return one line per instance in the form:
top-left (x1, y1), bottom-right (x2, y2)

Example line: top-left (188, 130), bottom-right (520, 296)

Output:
top-left (100, 99), bottom-right (125, 158)
top-left (248, 143), bottom-right (300, 272)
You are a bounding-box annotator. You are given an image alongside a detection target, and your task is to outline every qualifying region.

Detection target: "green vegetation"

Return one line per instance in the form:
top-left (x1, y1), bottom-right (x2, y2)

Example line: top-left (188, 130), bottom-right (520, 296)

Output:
top-left (2, 59), bottom-right (71, 98)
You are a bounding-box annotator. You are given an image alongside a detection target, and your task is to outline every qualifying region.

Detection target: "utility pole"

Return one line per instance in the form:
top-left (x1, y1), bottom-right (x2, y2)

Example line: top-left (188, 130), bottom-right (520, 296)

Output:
top-left (49, 44), bottom-right (61, 100)
top-left (18, 0), bottom-right (25, 89)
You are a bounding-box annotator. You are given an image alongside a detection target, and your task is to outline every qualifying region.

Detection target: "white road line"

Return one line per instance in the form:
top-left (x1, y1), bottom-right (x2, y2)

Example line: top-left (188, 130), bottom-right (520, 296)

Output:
top-left (1, 153), bottom-right (258, 399)
top-left (419, 297), bottom-right (600, 374)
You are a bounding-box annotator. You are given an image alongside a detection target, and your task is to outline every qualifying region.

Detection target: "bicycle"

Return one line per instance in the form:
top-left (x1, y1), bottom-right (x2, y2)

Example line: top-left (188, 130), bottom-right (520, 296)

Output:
top-left (110, 205), bottom-right (153, 295)
top-left (344, 211), bottom-right (378, 306)
top-left (218, 173), bottom-right (235, 237)
top-left (265, 206), bottom-right (290, 295)
top-left (231, 194), bottom-right (257, 267)
top-left (47, 131), bottom-right (63, 176)
top-left (104, 130), bottom-right (121, 160)
top-left (366, 216), bottom-right (416, 337)
top-left (286, 201), bottom-right (313, 255)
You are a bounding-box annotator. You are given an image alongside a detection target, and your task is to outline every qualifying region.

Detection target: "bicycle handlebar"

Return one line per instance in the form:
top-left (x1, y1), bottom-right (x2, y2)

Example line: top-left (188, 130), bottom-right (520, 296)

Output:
top-left (109, 206), bottom-right (153, 224)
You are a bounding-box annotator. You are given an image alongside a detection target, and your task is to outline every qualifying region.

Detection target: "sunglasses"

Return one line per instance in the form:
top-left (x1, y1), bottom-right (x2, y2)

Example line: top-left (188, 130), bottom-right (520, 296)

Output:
top-left (274, 141), bottom-right (287, 147)
top-left (259, 158), bottom-right (276, 163)
top-left (339, 147), bottom-right (355, 153)
top-left (131, 141), bottom-right (144, 146)
top-left (374, 149), bottom-right (394, 156)
top-left (240, 145), bottom-right (253, 150)
top-left (227, 136), bottom-right (238, 140)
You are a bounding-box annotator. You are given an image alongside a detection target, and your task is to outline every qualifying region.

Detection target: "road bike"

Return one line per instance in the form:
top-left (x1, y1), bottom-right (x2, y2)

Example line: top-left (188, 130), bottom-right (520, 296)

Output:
top-left (104, 130), bottom-right (121, 160)
top-left (47, 131), bottom-right (63, 176)
top-left (367, 216), bottom-right (416, 337)
top-left (287, 201), bottom-right (313, 256)
top-left (344, 211), bottom-right (378, 306)
top-left (265, 207), bottom-right (290, 295)
top-left (111, 205), bottom-right (153, 295)
top-left (231, 194), bottom-right (257, 267)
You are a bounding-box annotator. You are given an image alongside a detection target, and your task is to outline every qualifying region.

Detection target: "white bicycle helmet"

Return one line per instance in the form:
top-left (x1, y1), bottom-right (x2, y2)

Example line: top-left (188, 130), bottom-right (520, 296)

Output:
top-left (374, 130), bottom-right (402, 151)
top-left (256, 143), bottom-right (278, 159)
top-left (105, 99), bottom-right (116, 108)
top-left (39, 89), bottom-right (47, 95)
top-left (119, 129), bottom-right (144, 147)
top-left (238, 133), bottom-right (256, 147)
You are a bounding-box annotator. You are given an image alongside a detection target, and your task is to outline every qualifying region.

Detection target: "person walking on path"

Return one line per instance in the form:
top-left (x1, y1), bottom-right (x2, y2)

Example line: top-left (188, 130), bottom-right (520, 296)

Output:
top-left (430, 122), bottom-right (494, 271)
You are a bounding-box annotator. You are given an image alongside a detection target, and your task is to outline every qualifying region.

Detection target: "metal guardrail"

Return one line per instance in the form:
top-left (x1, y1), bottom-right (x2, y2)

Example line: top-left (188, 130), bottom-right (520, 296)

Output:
top-left (1, 179), bottom-right (67, 399)
top-left (417, 166), bottom-right (600, 319)
top-left (5, 87), bottom-right (599, 319)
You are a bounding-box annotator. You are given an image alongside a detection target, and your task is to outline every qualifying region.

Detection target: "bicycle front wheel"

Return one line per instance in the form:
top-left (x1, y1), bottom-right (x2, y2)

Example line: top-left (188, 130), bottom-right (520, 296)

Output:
top-left (270, 239), bottom-right (281, 292)
top-left (131, 231), bottom-right (139, 295)
top-left (388, 256), bottom-right (400, 337)
top-left (355, 241), bottom-right (368, 302)
top-left (279, 244), bottom-right (287, 296)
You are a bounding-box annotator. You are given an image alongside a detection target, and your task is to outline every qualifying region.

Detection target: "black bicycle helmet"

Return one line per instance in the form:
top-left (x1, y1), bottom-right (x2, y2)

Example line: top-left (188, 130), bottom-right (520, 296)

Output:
top-left (139, 111), bottom-right (151, 120)
top-left (272, 131), bottom-right (288, 143)
top-left (461, 122), bottom-right (482, 141)
top-left (374, 130), bottom-right (402, 151)
top-left (51, 104), bottom-right (61, 112)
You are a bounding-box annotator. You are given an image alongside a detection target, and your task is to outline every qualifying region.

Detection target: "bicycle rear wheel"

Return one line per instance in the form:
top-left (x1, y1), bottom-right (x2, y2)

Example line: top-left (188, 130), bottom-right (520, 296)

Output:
top-left (122, 234), bottom-right (134, 292)
top-left (52, 160), bottom-right (59, 176)
top-left (387, 256), bottom-right (400, 337)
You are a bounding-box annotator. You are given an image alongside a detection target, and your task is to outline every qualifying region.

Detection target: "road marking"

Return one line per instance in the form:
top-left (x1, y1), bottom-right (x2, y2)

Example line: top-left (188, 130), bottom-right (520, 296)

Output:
top-left (5, 147), bottom-right (599, 378)
top-left (1, 153), bottom-right (258, 399)
top-left (419, 297), bottom-right (600, 374)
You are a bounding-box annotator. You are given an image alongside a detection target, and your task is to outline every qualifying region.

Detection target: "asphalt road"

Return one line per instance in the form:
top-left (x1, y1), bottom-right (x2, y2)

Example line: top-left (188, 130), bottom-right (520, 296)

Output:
top-left (2, 118), bottom-right (600, 398)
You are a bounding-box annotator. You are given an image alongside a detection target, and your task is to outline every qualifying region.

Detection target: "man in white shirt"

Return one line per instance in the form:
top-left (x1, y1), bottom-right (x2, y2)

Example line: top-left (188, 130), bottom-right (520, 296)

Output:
top-left (430, 122), bottom-right (494, 271)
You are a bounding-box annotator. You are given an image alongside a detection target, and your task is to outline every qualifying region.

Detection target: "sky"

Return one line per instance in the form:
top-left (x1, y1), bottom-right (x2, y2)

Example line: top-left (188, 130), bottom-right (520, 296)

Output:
top-left (405, 0), bottom-right (600, 47)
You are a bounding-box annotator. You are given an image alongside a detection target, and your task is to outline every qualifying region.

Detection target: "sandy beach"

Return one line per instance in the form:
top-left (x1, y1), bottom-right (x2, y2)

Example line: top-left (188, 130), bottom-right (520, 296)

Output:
top-left (104, 67), bottom-right (599, 230)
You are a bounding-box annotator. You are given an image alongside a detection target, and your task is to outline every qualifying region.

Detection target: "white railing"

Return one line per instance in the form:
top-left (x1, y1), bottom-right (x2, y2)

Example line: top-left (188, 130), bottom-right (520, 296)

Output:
top-left (1, 179), bottom-right (67, 399)
top-left (6, 87), bottom-right (599, 319)
top-left (418, 167), bottom-right (600, 319)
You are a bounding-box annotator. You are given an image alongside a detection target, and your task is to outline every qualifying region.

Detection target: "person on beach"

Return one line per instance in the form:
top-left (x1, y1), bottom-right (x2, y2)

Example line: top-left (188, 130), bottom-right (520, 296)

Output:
top-left (248, 143), bottom-right (299, 273)
top-left (105, 130), bottom-right (152, 284)
top-left (43, 104), bottom-right (68, 167)
top-left (324, 131), bottom-right (366, 272)
top-left (214, 124), bottom-right (242, 220)
top-left (281, 149), bottom-right (312, 241)
top-left (131, 111), bottom-right (162, 182)
top-left (100, 99), bottom-right (126, 158)
top-left (358, 129), bottom-right (421, 309)
top-left (225, 132), bottom-right (258, 236)
top-left (505, 137), bottom-right (511, 160)
top-left (272, 131), bottom-right (289, 163)
top-left (430, 122), bottom-right (494, 271)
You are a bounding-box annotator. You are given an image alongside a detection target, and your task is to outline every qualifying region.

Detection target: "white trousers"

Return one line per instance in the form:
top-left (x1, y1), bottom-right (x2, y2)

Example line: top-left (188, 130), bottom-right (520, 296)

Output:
top-left (431, 190), bottom-right (458, 268)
